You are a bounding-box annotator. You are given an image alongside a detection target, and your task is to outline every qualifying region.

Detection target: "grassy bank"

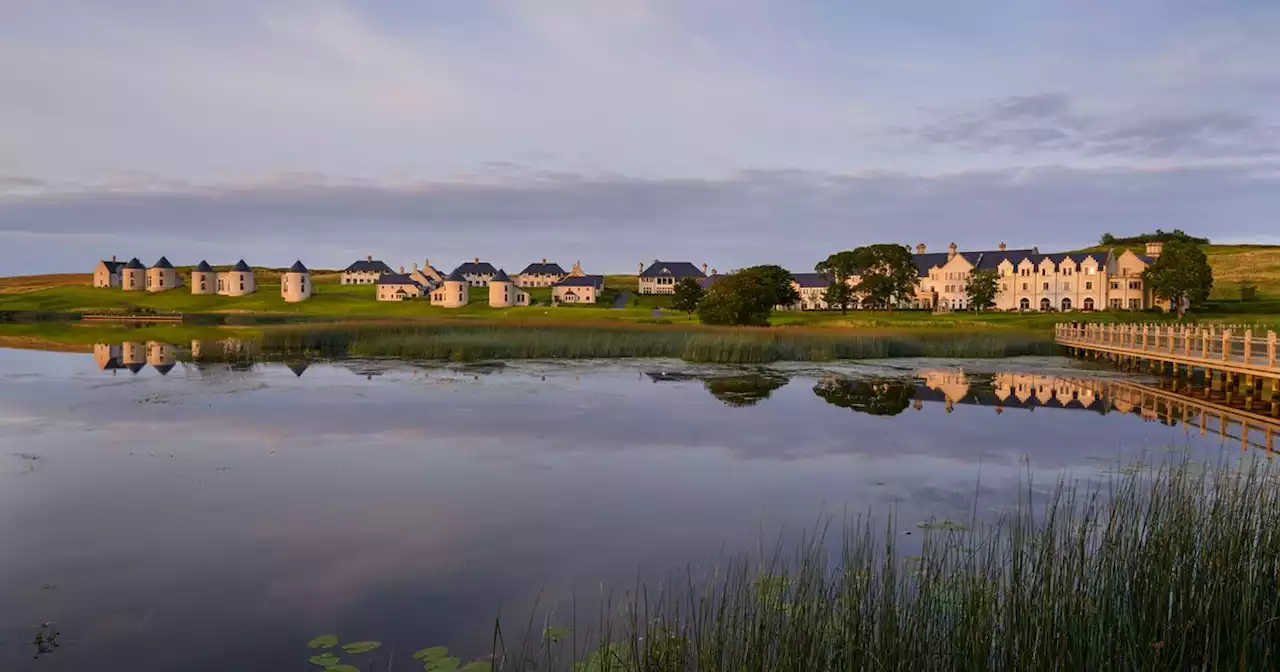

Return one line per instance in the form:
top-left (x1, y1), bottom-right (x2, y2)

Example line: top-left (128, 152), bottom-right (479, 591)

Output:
top-left (260, 323), bottom-right (1058, 363)
top-left (482, 458), bottom-right (1280, 671)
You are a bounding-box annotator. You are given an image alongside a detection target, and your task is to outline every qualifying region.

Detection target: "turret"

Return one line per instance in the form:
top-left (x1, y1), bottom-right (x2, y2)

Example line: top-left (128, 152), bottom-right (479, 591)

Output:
top-left (191, 261), bottom-right (216, 295)
top-left (281, 261), bottom-right (312, 303)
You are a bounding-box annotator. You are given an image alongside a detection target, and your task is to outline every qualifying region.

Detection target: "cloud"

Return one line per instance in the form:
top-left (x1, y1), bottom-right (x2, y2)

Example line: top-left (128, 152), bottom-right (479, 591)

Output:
top-left (3, 163), bottom-right (1277, 275)
top-left (898, 93), bottom-right (1280, 159)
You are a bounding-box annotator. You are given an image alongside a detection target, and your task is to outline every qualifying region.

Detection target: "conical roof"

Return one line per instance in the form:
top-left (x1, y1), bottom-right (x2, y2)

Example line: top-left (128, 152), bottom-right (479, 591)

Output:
top-left (287, 361), bottom-right (310, 377)
top-left (153, 363), bottom-right (174, 376)
top-left (127, 363), bottom-right (145, 374)
top-left (288, 260), bottom-right (309, 273)
top-left (231, 259), bottom-right (252, 272)
top-left (491, 268), bottom-right (511, 282)
top-left (124, 257), bottom-right (145, 269)
top-left (151, 256), bottom-right (173, 269)
top-left (194, 260), bottom-right (214, 273)
top-left (446, 268), bottom-right (467, 282)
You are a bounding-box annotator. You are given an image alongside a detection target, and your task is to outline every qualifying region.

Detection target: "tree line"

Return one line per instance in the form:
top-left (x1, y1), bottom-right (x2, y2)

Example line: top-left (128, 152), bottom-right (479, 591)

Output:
top-left (667, 240), bottom-right (1213, 326)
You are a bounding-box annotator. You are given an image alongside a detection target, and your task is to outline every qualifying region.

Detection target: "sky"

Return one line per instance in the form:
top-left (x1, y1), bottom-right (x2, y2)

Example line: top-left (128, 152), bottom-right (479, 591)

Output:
top-left (2, 0), bottom-right (1279, 275)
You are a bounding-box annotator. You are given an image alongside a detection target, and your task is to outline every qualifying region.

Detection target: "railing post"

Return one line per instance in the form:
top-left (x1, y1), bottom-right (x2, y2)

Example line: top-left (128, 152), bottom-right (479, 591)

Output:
top-left (1222, 329), bottom-right (1232, 362)
top-left (1202, 328), bottom-right (1210, 360)
top-left (1243, 329), bottom-right (1252, 365)
top-left (1269, 331), bottom-right (1276, 368)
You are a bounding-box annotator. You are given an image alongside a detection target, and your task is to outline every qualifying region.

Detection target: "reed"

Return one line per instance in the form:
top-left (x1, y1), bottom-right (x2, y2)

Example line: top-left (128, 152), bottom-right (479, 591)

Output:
top-left (495, 458), bottom-right (1280, 671)
top-left (258, 324), bottom-right (1058, 363)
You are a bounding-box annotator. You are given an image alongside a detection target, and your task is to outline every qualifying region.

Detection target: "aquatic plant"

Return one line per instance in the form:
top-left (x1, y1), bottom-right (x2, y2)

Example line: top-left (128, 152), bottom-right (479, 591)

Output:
top-left (486, 457), bottom-right (1280, 671)
top-left (257, 324), bottom-right (1058, 363)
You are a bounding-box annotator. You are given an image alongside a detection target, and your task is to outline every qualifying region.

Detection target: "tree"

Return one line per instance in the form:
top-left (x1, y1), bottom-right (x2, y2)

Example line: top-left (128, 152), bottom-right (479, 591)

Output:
top-left (823, 281), bottom-right (854, 314)
top-left (1100, 233), bottom-right (1116, 245)
top-left (1142, 240), bottom-right (1213, 319)
top-left (702, 374), bottom-right (790, 407)
top-left (696, 266), bottom-right (796, 326)
top-left (848, 244), bottom-right (918, 309)
top-left (964, 269), bottom-right (1000, 311)
top-left (671, 277), bottom-right (704, 315)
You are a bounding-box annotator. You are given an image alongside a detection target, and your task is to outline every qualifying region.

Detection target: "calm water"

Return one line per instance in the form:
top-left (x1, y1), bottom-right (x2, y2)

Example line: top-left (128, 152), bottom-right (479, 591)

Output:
top-left (1, 344), bottom-right (1276, 670)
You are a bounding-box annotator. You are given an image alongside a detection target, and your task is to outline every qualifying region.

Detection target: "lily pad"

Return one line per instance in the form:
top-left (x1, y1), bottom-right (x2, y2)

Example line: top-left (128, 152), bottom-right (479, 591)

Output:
top-left (309, 653), bottom-right (341, 667)
top-left (427, 656), bottom-right (461, 672)
top-left (342, 640), bottom-right (382, 654)
top-left (459, 662), bottom-right (492, 672)
top-left (325, 666), bottom-right (361, 672)
top-left (308, 634), bottom-right (339, 649)
top-left (413, 646), bottom-right (449, 661)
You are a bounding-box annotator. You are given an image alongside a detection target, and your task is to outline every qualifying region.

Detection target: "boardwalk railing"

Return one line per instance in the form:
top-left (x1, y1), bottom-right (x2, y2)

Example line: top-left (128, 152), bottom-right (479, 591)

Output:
top-left (1056, 323), bottom-right (1279, 376)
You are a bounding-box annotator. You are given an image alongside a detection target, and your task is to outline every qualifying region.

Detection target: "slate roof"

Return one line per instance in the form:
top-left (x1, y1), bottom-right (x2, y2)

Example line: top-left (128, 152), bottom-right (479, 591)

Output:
top-left (519, 262), bottom-right (566, 276)
top-left (791, 272), bottom-right (832, 288)
top-left (913, 249), bottom-right (1043, 276)
top-left (555, 275), bottom-right (604, 288)
top-left (150, 256), bottom-right (174, 269)
top-left (101, 260), bottom-right (125, 272)
top-left (194, 261), bottom-right (215, 273)
top-left (153, 363), bottom-right (174, 376)
top-left (376, 273), bottom-right (418, 285)
top-left (127, 362), bottom-right (145, 374)
top-left (288, 260), bottom-right (309, 273)
top-left (454, 261), bottom-right (497, 276)
top-left (445, 268), bottom-right (467, 282)
top-left (344, 259), bottom-right (393, 273)
top-left (640, 261), bottom-right (705, 279)
top-left (698, 274), bottom-right (722, 289)
top-left (231, 260), bottom-right (252, 272)
top-left (124, 257), bottom-right (145, 270)
top-left (491, 269), bottom-right (512, 283)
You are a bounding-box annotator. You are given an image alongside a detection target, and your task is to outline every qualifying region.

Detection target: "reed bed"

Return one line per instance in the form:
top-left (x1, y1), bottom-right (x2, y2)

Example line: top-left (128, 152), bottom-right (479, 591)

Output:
top-left (259, 324), bottom-right (1058, 363)
top-left (496, 459), bottom-right (1280, 671)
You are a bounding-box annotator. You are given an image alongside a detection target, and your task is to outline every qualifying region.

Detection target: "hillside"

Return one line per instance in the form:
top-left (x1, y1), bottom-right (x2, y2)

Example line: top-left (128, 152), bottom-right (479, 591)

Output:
top-left (1072, 244), bottom-right (1280, 300)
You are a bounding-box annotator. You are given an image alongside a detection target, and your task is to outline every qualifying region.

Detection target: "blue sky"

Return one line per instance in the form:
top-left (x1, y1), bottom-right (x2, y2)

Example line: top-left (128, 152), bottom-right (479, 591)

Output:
top-left (2, 0), bottom-right (1278, 274)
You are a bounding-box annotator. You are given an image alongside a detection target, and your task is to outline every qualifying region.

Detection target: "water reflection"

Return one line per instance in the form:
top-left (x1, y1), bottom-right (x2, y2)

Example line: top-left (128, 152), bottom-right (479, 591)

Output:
top-left (6, 343), bottom-right (1280, 671)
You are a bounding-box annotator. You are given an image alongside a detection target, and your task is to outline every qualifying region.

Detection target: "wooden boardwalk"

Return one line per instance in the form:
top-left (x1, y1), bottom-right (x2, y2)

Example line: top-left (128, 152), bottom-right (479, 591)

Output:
top-left (1056, 323), bottom-right (1280, 381)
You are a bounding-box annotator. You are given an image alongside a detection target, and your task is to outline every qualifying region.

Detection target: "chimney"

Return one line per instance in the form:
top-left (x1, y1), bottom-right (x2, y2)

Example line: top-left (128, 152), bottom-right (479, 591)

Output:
top-left (999, 242), bottom-right (1007, 252)
top-left (711, 268), bottom-right (717, 276)
top-left (915, 244), bottom-right (926, 254)
top-left (367, 255), bottom-right (373, 262)
top-left (474, 257), bottom-right (479, 264)
top-left (948, 242), bottom-right (958, 260)
top-left (542, 257), bottom-right (547, 264)
top-left (1145, 241), bottom-right (1163, 259)
top-left (639, 262), bottom-right (644, 274)
top-left (413, 262), bottom-right (419, 271)
top-left (399, 265), bottom-right (405, 274)
top-left (702, 263), bottom-right (708, 275)
top-left (112, 254), bottom-right (117, 262)
top-left (424, 258), bottom-right (430, 268)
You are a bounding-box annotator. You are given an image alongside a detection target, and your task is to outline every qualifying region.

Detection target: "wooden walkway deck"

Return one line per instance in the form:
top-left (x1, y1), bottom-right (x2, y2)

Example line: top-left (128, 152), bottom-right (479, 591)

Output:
top-left (1056, 323), bottom-right (1280, 380)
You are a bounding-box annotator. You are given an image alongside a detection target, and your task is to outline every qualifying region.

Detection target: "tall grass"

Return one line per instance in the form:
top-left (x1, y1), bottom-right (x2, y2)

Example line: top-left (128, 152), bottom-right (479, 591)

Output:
top-left (259, 324), bottom-right (1059, 363)
top-left (497, 459), bottom-right (1280, 671)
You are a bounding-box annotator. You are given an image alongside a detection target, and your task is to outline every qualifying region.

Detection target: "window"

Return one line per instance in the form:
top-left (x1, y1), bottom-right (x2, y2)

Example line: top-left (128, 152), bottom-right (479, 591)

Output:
top-left (1128, 298), bottom-right (1141, 310)
top-left (1129, 281), bottom-right (1140, 290)
top-left (200, 281), bottom-right (206, 291)
top-left (1002, 283), bottom-right (1008, 292)
top-left (1063, 268), bottom-right (1072, 276)
top-left (1043, 282), bottom-right (1049, 291)
top-left (1022, 283), bottom-right (1028, 291)
top-left (1110, 282), bottom-right (1120, 290)
top-left (239, 282), bottom-right (245, 290)
top-left (159, 276), bottom-right (164, 287)
top-left (1110, 298), bottom-right (1122, 309)
top-left (1085, 281), bottom-right (1092, 290)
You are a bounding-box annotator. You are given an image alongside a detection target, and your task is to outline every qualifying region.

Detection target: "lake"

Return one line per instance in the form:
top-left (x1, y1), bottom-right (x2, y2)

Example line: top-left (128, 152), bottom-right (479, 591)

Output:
top-left (1, 341), bottom-right (1277, 670)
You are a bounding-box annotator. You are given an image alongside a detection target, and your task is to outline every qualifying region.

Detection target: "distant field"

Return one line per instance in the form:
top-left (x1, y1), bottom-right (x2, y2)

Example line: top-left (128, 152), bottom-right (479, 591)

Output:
top-left (0, 273), bottom-right (91, 293)
top-left (1079, 243), bottom-right (1280, 299)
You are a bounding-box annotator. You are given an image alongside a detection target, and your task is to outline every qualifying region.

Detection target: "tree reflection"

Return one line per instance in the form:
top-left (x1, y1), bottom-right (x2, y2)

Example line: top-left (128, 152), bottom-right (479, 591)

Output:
top-left (813, 377), bottom-right (914, 416)
top-left (702, 374), bottom-right (791, 407)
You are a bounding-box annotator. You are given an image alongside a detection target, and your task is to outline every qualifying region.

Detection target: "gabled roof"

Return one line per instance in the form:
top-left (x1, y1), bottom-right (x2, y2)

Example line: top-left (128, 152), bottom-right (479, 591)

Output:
top-left (491, 269), bottom-right (512, 283)
top-left (555, 274), bottom-right (603, 288)
top-left (640, 261), bottom-right (705, 279)
top-left (288, 260), bottom-right (309, 273)
top-left (445, 268), bottom-right (468, 282)
top-left (344, 259), bottom-right (393, 273)
top-left (376, 273), bottom-right (417, 285)
top-left (972, 249), bottom-right (1039, 271)
top-left (562, 290), bottom-right (578, 298)
top-left (150, 256), bottom-right (174, 269)
top-left (100, 260), bottom-right (125, 272)
top-left (231, 259), bottom-right (252, 272)
top-left (791, 272), bottom-right (832, 288)
top-left (454, 261), bottom-right (497, 275)
top-left (519, 262), bottom-right (566, 276)
top-left (194, 260), bottom-right (215, 273)
top-left (914, 249), bottom-right (1040, 276)
top-left (124, 257), bottom-right (145, 270)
